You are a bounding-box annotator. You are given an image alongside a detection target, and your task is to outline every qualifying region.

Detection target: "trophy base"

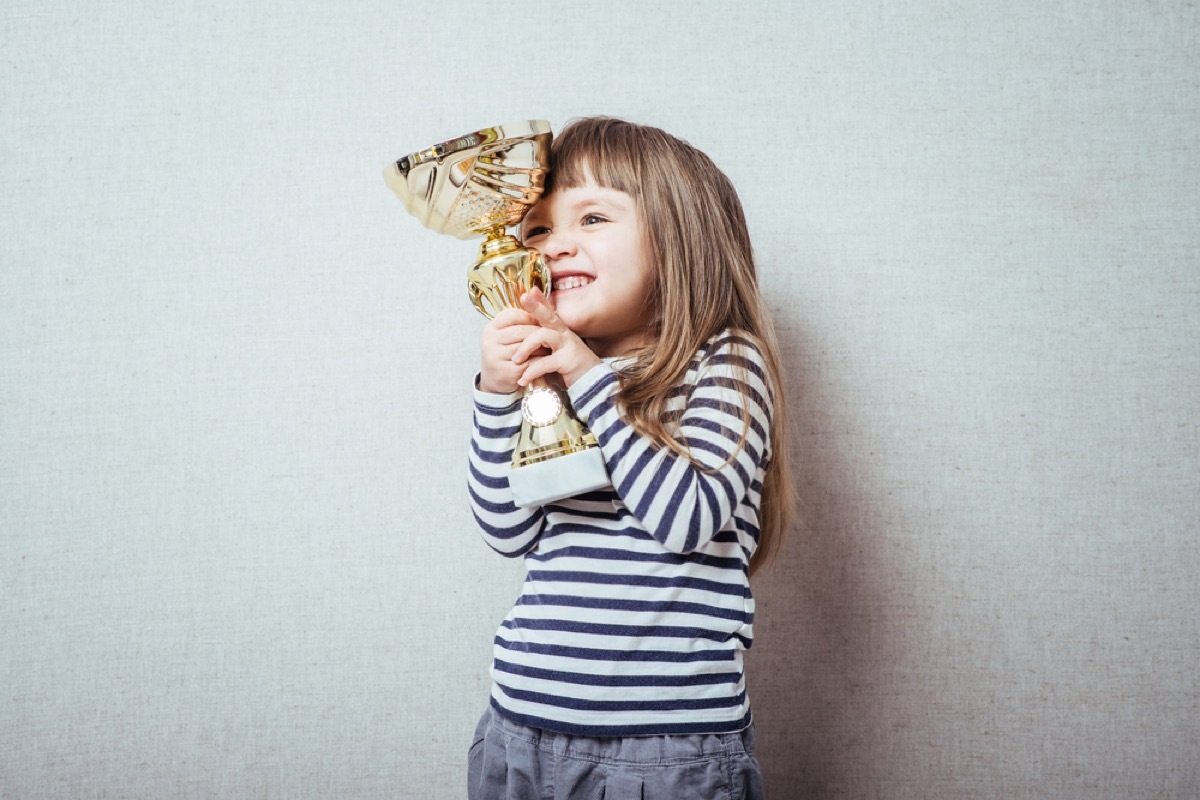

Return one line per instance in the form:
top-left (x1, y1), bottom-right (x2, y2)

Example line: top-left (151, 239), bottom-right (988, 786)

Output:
top-left (509, 446), bottom-right (611, 508)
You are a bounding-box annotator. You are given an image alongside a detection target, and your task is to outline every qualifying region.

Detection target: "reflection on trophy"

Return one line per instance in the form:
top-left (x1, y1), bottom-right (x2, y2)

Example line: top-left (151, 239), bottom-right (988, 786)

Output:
top-left (384, 120), bottom-right (610, 508)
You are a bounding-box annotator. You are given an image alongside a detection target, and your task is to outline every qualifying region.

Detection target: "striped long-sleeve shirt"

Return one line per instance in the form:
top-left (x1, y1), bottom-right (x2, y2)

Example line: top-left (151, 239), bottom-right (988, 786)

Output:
top-left (468, 331), bottom-right (772, 736)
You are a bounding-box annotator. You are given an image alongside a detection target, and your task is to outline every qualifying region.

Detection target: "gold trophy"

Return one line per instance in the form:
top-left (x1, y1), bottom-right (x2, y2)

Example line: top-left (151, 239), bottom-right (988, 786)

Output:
top-left (384, 120), bottom-right (610, 508)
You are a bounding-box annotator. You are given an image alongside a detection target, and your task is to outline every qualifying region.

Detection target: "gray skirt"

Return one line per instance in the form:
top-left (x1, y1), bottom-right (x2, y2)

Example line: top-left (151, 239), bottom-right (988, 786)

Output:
top-left (467, 706), bottom-right (765, 800)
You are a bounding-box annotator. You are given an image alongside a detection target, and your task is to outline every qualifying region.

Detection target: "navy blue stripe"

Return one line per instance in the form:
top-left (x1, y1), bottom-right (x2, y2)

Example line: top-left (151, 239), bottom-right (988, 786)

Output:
top-left (698, 375), bottom-right (767, 413)
top-left (541, 505), bottom-right (623, 522)
top-left (662, 408), bottom-right (685, 425)
top-left (682, 417), bottom-right (765, 462)
top-left (536, 521), bottom-right (655, 545)
top-left (697, 464), bottom-right (729, 512)
top-left (733, 516), bottom-right (760, 543)
top-left (470, 507), bottom-right (543, 541)
top-left (684, 438), bottom-right (747, 494)
top-left (482, 535), bottom-right (539, 559)
top-left (500, 617), bottom-right (740, 643)
top-left (470, 439), bottom-right (512, 465)
top-left (491, 699), bottom-right (753, 737)
top-left (492, 658), bottom-right (741, 688)
top-left (688, 396), bottom-right (745, 420)
top-left (514, 594), bottom-right (749, 624)
top-left (468, 483), bottom-right (520, 515)
top-left (591, 393), bottom-right (617, 421)
top-left (693, 445), bottom-right (742, 509)
top-left (684, 496), bottom-right (703, 552)
top-left (685, 404), bottom-right (767, 449)
top-left (677, 433), bottom-right (741, 468)
top-left (714, 528), bottom-right (741, 545)
top-left (607, 419), bottom-right (638, 464)
top-left (573, 370), bottom-right (618, 408)
top-left (619, 446), bottom-right (659, 506)
top-left (634, 455), bottom-right (679, 525)
top-left (476, 399), bottom-right (521, 416)
top-left (682, 417), bottom-right (742, 441)
top-left (543, 489), bottom-right (619, 507)
top-left (721, 332), bottom-right (758, 350)
top-left (476, 421), bottom-right (521, 440)
top-left (468, 461), bottom-right (508, 491)
top-left (525, 570), bottom-right (749, 598)
top-left (663, 467), bottom-right (693, 532)
top-left (494, 635), bottom-right (736, 662)
top-left (525, 545), bottom-right (745, 572)
top-left (708, 352), bottom-right (766, 382)
top-left (497, 684), bottom-right (746, 713)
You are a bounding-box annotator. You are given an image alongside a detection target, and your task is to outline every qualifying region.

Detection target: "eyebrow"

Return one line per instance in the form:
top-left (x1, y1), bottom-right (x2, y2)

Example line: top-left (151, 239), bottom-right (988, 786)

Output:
top-left (525, 194), bottom-right (630, 224)
top-left (565, 194), bottom-right (630, 213)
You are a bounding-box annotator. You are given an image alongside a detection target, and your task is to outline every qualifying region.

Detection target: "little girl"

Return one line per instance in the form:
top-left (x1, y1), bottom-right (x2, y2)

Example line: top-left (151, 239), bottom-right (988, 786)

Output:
top-left (467, 117), bottom-right (792, 800)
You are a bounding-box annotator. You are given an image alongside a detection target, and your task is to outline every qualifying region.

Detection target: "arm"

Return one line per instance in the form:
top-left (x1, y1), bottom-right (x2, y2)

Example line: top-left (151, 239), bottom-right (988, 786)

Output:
top-left (569, 334), bottom-right (773, 555)
top-left (468, 307), bottom-right (548, 556)
top-left (508, 291), bottom-right (772, 554)
top-left (468, 385), bottom-right (546, 556)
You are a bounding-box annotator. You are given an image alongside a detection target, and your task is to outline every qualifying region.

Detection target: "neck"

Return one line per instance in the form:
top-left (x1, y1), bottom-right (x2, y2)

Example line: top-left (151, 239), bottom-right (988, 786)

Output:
top-left (588, 330), bottom-right (652, 359)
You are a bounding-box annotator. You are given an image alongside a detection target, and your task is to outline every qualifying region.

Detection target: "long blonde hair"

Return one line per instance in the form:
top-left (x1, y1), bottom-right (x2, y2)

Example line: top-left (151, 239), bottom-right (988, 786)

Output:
top-left (545, 117), bottom-right (795, 573)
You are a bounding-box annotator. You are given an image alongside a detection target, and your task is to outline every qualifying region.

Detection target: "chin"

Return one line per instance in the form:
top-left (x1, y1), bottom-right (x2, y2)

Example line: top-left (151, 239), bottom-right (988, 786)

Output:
top-left (549, 300), bottom-right (584, 326)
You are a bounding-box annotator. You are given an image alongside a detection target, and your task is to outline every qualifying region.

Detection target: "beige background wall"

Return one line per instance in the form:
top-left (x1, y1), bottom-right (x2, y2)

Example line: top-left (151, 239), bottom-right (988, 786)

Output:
top-left (2, 2), bottom-right (1197, 797)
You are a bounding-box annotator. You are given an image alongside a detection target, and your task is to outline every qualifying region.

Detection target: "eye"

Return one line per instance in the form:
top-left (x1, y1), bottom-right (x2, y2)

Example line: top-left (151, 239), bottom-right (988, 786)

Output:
top-left (581, 214), bottom-right (607, 226)
top-left (525, 225), bottom-right (551, 238)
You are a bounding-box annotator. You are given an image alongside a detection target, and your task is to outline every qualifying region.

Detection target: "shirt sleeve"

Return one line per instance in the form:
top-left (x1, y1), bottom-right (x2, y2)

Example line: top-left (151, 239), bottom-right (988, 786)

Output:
top-left (567, 334), bottom-right (773, 555)
top-left (467, 378), bottom-right (546, 557)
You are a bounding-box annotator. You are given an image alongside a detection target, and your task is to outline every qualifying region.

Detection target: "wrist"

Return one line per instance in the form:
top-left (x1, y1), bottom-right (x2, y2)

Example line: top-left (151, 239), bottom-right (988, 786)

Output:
top-left (478, 375), bottom-right (515, 394)
top-left (562, 356), bottom-right (603, 388)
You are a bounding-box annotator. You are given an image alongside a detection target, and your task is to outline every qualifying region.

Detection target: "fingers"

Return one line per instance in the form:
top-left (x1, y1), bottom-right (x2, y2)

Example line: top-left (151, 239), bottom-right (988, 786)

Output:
top-left (519, 288), bottom-right (568, 332)
top-left (496, 288), bottom-right (601, 389)
top-left (512, 328), bottom-right (603, 389)
top-left (484, 308), bottom-right (540, 350)
top-left (489, 306), bottom-right (539, 330)
top-left (516, 358), bottom-right (553, 387)
top-left (511, 327), bottom-right (561, 365)
top-left (479, 308), bottom-right (542, 394)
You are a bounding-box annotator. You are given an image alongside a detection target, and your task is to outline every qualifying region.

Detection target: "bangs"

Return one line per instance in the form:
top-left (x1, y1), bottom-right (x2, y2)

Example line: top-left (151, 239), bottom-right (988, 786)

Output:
top-left (545, 118), bottom-right (644, 198)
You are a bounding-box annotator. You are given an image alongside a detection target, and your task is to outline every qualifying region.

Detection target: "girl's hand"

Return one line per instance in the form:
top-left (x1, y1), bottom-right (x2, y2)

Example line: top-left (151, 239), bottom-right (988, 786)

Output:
top-left (479, 307), bottom-right (543, 394)
top-left (512, 288), bottom-right (602, 388)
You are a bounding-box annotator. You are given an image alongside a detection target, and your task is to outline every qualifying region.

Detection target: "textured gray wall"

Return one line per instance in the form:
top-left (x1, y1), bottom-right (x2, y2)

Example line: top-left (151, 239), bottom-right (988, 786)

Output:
top-left (2, 2), bottom-right (1197, 798)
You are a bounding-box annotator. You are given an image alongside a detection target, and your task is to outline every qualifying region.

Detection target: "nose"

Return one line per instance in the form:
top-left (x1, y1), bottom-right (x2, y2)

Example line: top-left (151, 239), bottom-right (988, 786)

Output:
top-left (537, 229), bottom-right (576, 261)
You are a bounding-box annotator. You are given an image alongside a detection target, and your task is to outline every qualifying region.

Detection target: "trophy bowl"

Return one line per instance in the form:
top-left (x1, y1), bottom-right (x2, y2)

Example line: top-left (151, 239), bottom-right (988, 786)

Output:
top-left (384, 120), bottom-right (610, 507)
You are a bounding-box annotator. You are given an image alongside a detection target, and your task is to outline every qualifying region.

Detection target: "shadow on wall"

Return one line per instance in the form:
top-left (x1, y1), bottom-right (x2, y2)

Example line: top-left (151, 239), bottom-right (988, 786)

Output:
top-left (749, 317), bottom-right (892, 798)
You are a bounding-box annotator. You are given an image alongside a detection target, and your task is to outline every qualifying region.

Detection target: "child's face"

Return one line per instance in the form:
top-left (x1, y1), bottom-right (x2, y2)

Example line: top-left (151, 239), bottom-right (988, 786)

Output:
top-left (522, 177), bottom-right (654, 358)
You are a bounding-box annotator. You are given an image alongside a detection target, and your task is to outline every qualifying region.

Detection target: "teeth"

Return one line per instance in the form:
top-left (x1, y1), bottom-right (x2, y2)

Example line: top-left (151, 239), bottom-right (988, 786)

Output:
top-left (553, 275), bottom-right (593, 291)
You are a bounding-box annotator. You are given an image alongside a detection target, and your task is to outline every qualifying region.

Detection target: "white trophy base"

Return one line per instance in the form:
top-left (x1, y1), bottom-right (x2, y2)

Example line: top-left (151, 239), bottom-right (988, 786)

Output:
top-left (509, 446), bottom-right (611, 508)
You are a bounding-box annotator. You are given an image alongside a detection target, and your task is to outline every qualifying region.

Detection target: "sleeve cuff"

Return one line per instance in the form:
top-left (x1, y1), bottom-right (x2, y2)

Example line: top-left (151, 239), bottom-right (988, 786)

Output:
top-left (473, 373), bottom-right (522, 411)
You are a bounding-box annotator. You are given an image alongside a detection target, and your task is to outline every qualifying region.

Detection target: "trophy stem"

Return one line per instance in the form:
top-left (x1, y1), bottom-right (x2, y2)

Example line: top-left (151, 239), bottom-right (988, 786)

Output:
top-left (482, 229), bottom-right (516, 249)
top-left (467, 232), bottom-right (551, 319)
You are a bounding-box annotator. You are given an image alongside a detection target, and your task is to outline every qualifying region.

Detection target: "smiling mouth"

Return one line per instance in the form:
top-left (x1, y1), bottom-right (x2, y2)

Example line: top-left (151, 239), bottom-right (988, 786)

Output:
top-left (552, 275), bottom-right (594, 291)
